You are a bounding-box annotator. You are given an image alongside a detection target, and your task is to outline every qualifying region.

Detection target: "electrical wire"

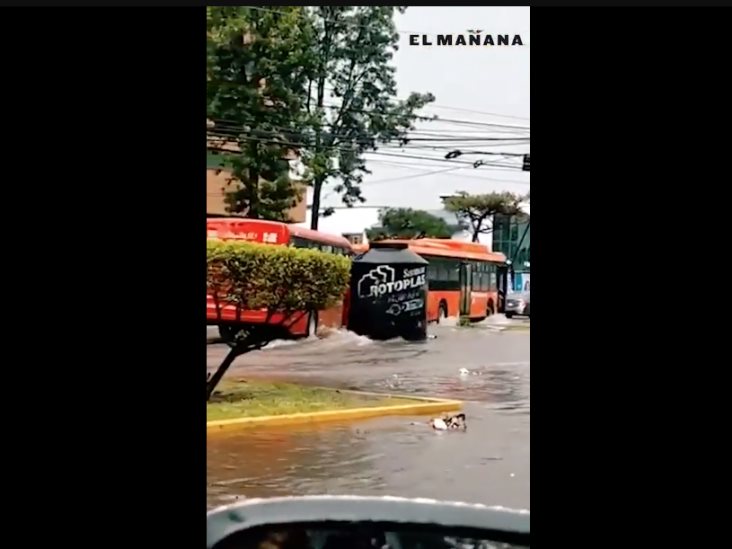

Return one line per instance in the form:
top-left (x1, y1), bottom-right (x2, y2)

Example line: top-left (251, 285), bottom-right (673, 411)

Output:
top-left (361, 160), bottom-right (530, 185)
top-left (207, 127), bottom-right (528, 146)
top-left (206, 130), bottom-right (527, 164)
top-left (361, 172), bottom-right (529, 187)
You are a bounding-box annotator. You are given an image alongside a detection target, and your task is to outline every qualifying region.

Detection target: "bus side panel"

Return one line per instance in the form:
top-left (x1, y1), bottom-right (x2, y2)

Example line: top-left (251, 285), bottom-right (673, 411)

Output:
top-left (206, 297), bottom-right (270, 324)
top-left (207, 298), bottom-right (309, 331)
top-left (318, 301), bottom-right (345, 330)
top-left (284, 302), bottom-right (344, 337)
top-left (342, 288), bottom-right (351, 328)
top-left (426, 291), bottom-right (440, 322)
top-left (487, 290), bottom-right (499, 315)
top-left (207, 295), bottom-right (344, 337)
top-left (427, 290), bottom-right (461, 320)
top-left (283, 311), bottom-right (309, 336)
top-left (469, 291), bottom-right (489, 320)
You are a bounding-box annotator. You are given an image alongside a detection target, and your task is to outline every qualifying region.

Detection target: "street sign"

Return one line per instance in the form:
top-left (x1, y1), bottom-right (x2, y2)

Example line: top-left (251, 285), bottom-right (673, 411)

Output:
top-left (522, 154), bottom-right (530, 172)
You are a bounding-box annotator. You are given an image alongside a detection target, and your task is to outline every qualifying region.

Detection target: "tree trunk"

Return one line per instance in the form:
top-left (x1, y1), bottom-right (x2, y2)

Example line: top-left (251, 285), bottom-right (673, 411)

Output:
top-left (248, 168), bottom-right (260, 219)
top-left (471, 213), bottom-right (488, 243)
top-left (310, 27), bottom-right (329, 232)
top-left (206, 345), bottom-right (240, 401)
top-left (310, 177), bottom-right (324, 230)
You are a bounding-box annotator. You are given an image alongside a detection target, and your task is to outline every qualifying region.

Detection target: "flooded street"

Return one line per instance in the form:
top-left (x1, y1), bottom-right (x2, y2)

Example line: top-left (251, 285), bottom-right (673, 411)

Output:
top-left (207, 318), bottom-right (530, 510)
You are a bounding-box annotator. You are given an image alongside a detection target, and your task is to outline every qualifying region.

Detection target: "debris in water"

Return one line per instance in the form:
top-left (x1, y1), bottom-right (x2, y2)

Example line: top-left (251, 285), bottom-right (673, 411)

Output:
top-left (429, 413), bottom-right (467, 431)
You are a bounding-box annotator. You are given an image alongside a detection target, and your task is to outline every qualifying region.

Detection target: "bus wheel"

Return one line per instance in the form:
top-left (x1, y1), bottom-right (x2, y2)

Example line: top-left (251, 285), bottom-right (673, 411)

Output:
top-left (437, 302), bottom-right (448, 324)
top-left (306, 311), bottom-right (319, 338)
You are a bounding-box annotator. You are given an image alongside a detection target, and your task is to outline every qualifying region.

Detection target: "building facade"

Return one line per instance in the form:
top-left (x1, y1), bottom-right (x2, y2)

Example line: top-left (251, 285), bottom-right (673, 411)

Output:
top-left (492, 213), bottom-right (530, 292)
top-left (206, 145), bottom-right (307, 223)
top-left (342, 232), bottom-right (365, 245)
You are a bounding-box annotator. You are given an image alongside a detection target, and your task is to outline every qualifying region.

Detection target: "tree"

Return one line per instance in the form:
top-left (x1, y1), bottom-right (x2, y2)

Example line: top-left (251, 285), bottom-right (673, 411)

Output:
top-left (206, 240), bottom-right (350, 400)
top-left (366, 208), bottom-right (460, 240)
top-left (207, 7), bottom-right (314, 221)
top-left (442, 191), bottom-right (528, 243)
top-left (301, 7), bottom-right (436, 230)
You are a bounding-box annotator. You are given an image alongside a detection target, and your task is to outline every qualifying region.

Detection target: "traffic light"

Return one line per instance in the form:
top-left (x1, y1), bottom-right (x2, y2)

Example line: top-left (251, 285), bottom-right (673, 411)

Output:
top-left (522, 154), bottom-right (530, 172)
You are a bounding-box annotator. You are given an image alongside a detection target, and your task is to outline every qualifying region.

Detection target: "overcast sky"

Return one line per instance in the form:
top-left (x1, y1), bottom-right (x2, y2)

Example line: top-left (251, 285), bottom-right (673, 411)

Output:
top-left (302, 6), bottom-right (530, 234)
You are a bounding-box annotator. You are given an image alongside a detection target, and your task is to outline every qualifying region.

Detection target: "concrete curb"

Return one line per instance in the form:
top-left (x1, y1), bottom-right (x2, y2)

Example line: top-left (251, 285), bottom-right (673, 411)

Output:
top-left (207, 389), bottom-right (462, 432)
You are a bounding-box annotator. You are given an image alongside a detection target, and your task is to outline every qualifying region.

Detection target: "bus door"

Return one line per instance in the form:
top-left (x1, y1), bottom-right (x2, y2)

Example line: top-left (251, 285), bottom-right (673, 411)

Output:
top-left (459, 262), bottom-right (472, 316)
top-left (496, 264), bottom-right (509, 313)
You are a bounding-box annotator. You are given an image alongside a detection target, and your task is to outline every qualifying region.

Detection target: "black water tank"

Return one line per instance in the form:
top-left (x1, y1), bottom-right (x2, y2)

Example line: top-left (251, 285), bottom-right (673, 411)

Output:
top-left (349, 243), bottom-right (429, 341)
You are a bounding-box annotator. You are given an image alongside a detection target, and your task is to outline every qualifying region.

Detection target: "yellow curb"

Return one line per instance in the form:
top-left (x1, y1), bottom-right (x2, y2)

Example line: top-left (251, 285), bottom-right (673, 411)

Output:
top-left (207, 391), bottom-right (462, 432)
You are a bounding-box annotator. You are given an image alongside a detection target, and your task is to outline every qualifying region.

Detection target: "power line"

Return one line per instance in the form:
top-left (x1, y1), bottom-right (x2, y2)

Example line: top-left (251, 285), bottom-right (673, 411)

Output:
top-left (210, 120), bottom-right (529, 140)
top-left (206, 131), bottom-right (529, 165)
top-left (208, 127), bottom-right (528, 147)
top-left (422, 104), bottom-right (529, 121)
top-left (319, 88), bottom-right (530, 128)
top-left (363, 159), bottom-right (531, 185)
top-left (361, 150), bottom-right (522, 170)
top-left (207, 131), bottom-right (528, 174)
top-left (318, 102), bottom-right (529, 130)
top-left (209, 130), bottom-right (529, 161)
top-left (209, 111), bottom-right (529, 136)
top-left (208, 108), bottom-right (529, 135)
top-left (361, 166), bottom-right (464, 185)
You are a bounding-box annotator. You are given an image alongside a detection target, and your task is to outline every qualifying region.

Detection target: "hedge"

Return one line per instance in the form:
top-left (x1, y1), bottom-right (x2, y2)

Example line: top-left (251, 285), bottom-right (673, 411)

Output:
top-left (207, 240), bottom-right (351, 316)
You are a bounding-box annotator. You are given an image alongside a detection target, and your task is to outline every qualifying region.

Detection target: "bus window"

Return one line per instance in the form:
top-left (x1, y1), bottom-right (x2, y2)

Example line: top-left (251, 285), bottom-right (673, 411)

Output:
top-left (291, 236), bottom-right (353, 256)
top-left (291, 236), bottom-right (309, 249)
top-left (448, 259), bottom-right (460, 282)
top-left (479, 262), bottom-right (489, 292)
top-left (472, 262), bottom-right (482, 291)
top-left (489, 263), bottom-right (497, 291)
top-left (427, 262), bottom-right (438, 282)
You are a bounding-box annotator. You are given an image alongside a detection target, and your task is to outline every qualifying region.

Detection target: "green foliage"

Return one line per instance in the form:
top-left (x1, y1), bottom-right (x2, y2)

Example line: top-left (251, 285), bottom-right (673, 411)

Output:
top-left (207, 380), bottom-right (412, 420)
top-left (442, 191), bottom-right (529, 242)
top-left (301, 7), bottom-right (436, 228)
top-left (207, 240), bottom-right (351, 315)
top-left (366, 207), bottom-right (460, 240)
top-left (207, 7), bottom-right (314, 220)
top-left (207, 7), bottom-right (436, 227)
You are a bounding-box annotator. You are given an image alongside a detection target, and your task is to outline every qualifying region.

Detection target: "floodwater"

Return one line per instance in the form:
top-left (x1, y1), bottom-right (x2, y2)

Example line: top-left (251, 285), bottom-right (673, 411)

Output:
top-left (207, 316), bottom-right (530, 510)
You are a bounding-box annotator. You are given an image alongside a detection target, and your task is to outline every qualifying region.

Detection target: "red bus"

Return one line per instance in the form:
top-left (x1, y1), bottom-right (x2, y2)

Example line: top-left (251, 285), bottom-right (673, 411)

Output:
top-left (207, 218), bottom-right (353, 340)
top-left (366, 238), bottom-right (507, 322)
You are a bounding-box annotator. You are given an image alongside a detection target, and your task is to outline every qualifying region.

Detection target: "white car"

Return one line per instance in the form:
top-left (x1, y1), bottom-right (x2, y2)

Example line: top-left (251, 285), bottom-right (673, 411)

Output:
top-left (505, 291), bottom-right (530, 318)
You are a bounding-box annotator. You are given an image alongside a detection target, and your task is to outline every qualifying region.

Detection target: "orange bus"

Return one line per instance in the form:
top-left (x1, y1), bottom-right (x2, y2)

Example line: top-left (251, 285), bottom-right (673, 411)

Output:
top-left (366, 238), bottom-right (507, 322)
top-left (206, 218), bottom-right (353, 340)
